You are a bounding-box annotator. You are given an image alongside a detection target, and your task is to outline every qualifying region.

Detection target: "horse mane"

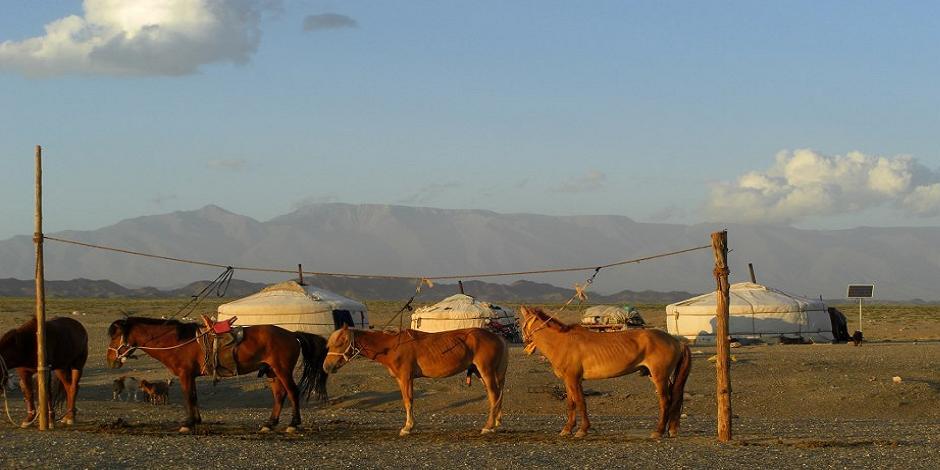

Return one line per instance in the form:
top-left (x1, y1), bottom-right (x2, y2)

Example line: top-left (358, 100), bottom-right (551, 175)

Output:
top-left (108, 317), bottom-right (198, 340)
top-left (526, 307), bottom-right (572, 332)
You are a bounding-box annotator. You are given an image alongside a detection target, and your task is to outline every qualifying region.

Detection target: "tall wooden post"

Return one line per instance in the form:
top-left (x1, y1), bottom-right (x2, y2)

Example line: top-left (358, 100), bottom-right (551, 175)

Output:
top-left (711, 230), bottom-right (732, 442)
top-left (34, 145), bottom-right (50, 431)
top-left (747, 262), bottom-right (757, 283)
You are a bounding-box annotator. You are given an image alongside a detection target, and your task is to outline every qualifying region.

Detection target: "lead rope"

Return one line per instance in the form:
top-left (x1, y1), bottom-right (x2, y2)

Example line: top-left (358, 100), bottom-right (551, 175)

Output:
top-left (0, 356), bottom-right (41, 427)
top-left (524, 267), bottom-right (602, 355)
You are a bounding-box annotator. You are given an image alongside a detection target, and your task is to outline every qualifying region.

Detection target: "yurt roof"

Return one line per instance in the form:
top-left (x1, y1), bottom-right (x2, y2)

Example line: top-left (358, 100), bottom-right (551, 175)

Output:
top-left (412, 294), bottom-right (513, 320)
top-left (666, 282), bottom-right (825, 315)
top-left (582, 305), bottom-right (633, 322)
top-left (218, 280), bottom-right (366, 314)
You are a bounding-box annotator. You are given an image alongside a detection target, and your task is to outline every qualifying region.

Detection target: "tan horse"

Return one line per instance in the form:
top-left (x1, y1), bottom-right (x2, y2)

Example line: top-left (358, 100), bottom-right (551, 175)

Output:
top-left (519, 306), bottom-right (691, 438)
top-left (323, 326), bottom-right (508, 436)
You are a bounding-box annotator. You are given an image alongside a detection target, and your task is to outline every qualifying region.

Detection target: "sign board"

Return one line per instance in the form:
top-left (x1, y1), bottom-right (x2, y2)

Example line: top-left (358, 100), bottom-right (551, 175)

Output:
top-left (847, 284), bottom-right (874, 298)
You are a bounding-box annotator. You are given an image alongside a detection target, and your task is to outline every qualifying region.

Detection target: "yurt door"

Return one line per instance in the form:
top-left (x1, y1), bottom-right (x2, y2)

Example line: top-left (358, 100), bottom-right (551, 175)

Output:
top-left (332, 310), bottom-right (355, 329)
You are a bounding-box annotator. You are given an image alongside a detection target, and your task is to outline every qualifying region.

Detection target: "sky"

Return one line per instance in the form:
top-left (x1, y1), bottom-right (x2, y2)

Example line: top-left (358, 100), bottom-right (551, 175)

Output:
top-left (1, 1), bottom-right (939, 240)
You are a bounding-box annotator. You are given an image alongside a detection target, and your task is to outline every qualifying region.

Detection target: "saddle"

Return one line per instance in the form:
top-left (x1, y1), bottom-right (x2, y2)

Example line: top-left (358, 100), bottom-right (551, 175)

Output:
top-left (198, 315), bottom-right (246, 381)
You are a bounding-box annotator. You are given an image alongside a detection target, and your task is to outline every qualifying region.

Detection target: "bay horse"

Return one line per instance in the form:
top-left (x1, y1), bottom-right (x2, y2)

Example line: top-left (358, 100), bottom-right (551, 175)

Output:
top-left (106, 317), bottom-right (329, 433)
top-left (519, 306), bottom-right (691, 438)
top-left (0, 317), bottom-right (88, 427)
top-left (323, 325), bottom-right (508, 436)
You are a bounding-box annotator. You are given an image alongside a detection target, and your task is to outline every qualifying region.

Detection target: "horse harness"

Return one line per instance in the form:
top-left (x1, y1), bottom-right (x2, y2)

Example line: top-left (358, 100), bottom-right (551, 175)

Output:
top-left (327, 329), bottom-right (364, 363)
top-left (197, 318), bottom-right (246, 382)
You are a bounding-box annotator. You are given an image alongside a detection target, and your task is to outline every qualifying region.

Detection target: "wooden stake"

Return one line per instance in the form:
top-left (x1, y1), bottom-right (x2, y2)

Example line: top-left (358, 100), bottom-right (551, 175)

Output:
top-left (298, 264), bottom-right (305, 286)
top-left (34, 145), bottom-right (50, 431)
top-left (711, 230), bottom-right (732, 442)
top-left (748, 263), bottom-right (757, 283)
top-left (458, 280), bottom-right (465, 295)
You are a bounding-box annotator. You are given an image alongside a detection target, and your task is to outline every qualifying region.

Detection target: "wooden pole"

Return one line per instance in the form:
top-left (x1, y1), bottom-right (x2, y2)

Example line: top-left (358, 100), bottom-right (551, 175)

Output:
top-left (747, 263), bottom-right (757, 283)
top-left (711, 230), bottom-right (732, 442)
top-left (34, 145), bottom-right (50, 431)
top-left (458, 280), bottom-right (465, 295)
top-left (298, 263), bottom-right (305, 286)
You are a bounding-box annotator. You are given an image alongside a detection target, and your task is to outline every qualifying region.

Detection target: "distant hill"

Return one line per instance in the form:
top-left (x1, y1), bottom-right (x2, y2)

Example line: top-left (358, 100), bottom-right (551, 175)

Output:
top-left (0, 277), bottom-right (696, 304)
top-left (2, 203), bottom-right (939, 299)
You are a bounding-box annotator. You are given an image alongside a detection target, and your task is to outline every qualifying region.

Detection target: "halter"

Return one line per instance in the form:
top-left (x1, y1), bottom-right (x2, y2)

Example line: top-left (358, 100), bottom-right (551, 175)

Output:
top-left (107, 335), bottom-right (138, 363)
top-left (326, 329), bottom-right (363, 363)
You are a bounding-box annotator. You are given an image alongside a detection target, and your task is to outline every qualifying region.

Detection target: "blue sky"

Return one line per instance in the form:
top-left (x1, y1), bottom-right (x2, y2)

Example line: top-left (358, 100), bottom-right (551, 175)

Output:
top-left (1, 1), bottom-right (939, 240)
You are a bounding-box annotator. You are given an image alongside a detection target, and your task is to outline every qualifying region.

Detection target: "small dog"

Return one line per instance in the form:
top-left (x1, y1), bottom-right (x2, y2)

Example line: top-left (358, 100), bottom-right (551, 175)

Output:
top-left (851, 330), bottom-right (864, 347)
top-left (139, 378), bottom-right (172, 405)
top-left (112, 376), bottom-right (139, 401)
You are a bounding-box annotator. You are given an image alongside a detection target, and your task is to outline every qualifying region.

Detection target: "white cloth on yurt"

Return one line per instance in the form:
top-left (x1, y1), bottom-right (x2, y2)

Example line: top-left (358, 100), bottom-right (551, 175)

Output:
top-left (665, 282), bottom-right (833, 344)
top-left (410, 294), bottom-right (516, 333)
top-left (217, 281), bottom-right (368, 336)
top-left (581, 305), bottom-right (645, 327)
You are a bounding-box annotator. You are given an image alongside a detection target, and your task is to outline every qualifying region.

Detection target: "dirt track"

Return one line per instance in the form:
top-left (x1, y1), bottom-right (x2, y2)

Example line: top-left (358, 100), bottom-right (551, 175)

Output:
top-left (1, 299), bottom-right (939, 468)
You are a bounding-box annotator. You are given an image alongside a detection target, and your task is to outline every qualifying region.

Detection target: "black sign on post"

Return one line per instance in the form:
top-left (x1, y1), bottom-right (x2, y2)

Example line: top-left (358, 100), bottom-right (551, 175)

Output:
top-left (846, 284), bottom-right (874, 334)
top-left (847, 284), bottom-right (874, 298)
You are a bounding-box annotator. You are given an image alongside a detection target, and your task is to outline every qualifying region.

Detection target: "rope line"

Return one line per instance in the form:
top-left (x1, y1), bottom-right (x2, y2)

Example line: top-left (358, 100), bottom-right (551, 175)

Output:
top-left (42, 235), bottom-right (710, 281)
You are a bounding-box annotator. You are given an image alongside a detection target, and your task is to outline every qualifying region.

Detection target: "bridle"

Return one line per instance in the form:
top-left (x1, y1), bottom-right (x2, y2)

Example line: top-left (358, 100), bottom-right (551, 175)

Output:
top-left (107, 334), bottom-right (138, 364)
top-left (326, 329), bottom-right (363, 363)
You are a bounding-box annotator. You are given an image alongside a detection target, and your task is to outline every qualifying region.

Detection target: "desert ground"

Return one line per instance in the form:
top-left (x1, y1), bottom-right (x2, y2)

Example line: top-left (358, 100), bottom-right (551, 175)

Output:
top-left (1, 297), bottom-right (939, 469)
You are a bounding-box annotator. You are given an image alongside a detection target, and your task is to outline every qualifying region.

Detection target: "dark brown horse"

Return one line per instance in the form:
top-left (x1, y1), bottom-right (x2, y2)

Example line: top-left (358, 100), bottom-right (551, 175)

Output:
top-left (106, 317), bottom-right (329, 433)
top-left (0, 317), bottom-right (88, 427)
top-left (519, 306), bottom-right (691, 438)
top-left (323, 326), bottom-right (508, 435)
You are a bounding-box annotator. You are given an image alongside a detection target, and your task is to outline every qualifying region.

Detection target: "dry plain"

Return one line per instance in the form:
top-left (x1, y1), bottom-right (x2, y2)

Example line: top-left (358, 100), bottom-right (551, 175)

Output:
top-left (0, 297), bottom-right (939, 469)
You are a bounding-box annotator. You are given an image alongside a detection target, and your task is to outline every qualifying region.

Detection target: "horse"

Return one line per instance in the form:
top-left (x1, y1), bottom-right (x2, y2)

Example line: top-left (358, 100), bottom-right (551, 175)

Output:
top-left (323, 325), bottom-right (508, 436)
top-left (518, 306), bottom-right (691, 438)
top-left (0, 317), bottom-right (88, 427)
top-left (106, 316), bottom-right (329, 433)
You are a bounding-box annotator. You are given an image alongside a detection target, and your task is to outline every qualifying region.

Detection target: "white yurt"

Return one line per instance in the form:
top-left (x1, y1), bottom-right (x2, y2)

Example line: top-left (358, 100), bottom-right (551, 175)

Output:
top-left (581, 305), bottom-right (645, 329)
top-left (217, 280), bottom-right (368, 336)
top-left (665, 282), bottom-right (833, 344)
top-left (410, 294), bottom-right (518, 338)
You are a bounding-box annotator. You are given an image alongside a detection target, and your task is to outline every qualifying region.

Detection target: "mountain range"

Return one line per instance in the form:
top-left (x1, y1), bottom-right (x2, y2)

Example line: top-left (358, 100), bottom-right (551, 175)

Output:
top-left (0, 203), bottom-right (936, 300)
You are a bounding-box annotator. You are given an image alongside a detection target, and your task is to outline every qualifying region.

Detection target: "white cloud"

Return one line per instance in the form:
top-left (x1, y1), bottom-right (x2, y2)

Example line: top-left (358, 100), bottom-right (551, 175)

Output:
top-left (0, 0), bottom-right (272, 77)
top-left (554, 170), bottom-right (607, 193)
top-left (706, 149), bottom-right (940, 224)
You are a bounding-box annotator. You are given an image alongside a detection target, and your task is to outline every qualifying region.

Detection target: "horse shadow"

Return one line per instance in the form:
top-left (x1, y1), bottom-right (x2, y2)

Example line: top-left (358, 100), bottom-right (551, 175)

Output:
top-left (335, 389), bottom-right (427, 409)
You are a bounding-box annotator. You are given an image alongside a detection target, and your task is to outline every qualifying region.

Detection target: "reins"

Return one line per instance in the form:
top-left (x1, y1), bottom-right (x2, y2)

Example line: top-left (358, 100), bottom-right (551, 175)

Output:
top-left (108, 331), bottom-right (209, 364)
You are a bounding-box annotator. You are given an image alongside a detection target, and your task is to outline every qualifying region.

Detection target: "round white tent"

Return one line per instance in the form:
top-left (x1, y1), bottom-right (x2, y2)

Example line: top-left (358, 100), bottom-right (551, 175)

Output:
top-left (217, 280), bottom-right (368, 337)
top-left (410, 294), bottom-right (518, 338)
top-left (581, 305), bottom-right (645, 329)
top-left (665, 282), bottom-right (833, 344)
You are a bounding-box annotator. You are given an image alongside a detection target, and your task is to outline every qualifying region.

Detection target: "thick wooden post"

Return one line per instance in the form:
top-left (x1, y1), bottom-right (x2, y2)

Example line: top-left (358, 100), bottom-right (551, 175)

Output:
top-left (711, 230), bottom-right (732, 442)
top-left (747, 262), bottom-right (757, 283)
top-left (34, 145), bottom-right (50, 431)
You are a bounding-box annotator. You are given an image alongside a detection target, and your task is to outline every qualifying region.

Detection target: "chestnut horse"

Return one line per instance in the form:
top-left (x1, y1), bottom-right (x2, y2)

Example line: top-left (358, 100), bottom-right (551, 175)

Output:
top-left (106, 317), bottom-right (329, 433)
top-left (519, 306), bottom-right (691, 438)
top-left (0, 317), bottom-right (88, 427)
top-left (323, 325), bottom-right (508, 436)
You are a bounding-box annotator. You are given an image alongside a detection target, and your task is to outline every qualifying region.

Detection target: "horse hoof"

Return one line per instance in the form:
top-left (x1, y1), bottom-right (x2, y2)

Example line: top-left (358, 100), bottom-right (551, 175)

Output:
top-left (668, 430), bottom-right (679, 438)
top-left (559, 429), bottom-right (571, 436)
top-left (575, 430), bottom-right (587, 438)
top-left (650, 431), bottom-right (662, 439)
top-left (285, 426), bottom-right (297, 434)
top-left (399, 429), bottom-right (411, 437)
top-left (179, 426), bottom-right (191, 433)
top-left (481, 428), bottom-right (495, 434)
top-left (20, 422), bottom-right (31, 429)
top-left (259, 426), bottom-right (271, 433)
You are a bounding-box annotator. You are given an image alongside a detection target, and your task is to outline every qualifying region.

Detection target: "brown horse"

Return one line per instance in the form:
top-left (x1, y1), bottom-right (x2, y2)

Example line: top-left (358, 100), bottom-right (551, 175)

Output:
top-left (519, 306), bottom-right (691, 438)
top-left (0, 317), bottom-right (88, 427)
top-left (106, 317), bottom-right (329, 433)
top-left (323, 326), bottom-right (508, 436)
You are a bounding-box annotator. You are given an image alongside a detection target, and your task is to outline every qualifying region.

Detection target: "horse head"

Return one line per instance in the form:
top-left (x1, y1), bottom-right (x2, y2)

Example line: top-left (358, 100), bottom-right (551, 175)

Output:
top-left (106, 318), bottom-right (136, 369)
top-left (323, 325), bottom-right (359, 373)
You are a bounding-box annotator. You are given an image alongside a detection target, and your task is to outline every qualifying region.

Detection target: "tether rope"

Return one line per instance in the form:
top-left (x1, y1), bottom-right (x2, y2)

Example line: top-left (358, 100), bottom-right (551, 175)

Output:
top-left (42, 235), bottom-right (710, 281)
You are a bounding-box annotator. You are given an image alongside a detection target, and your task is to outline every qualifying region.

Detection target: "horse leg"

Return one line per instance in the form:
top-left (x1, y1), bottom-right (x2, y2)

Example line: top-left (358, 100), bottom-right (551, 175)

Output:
top-left (260, 377), bottom-right (285, 433)
top-left (17, 370), bottom-right (36, 428)
top-left (178, 374), bottom-right (199, 433)
top-left (650, 373), bottom-right (671, 439)
top-left (570, 379), bottom-right (591, 437)
top-left (396, 376), bottom-right (415, 436)
top-left (560, 378), bottom-right (577, 436)
top-left (273, 363), bottom-right (302, 433)
top-left (478, 369), bottom-right (500, 434)
top-left (52, 369), bottom-right (75, 425)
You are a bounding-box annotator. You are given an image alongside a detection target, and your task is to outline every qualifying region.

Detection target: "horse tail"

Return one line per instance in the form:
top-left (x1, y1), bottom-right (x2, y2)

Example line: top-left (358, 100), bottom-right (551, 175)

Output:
top-left (668, 342), bottom-right (692, 420)
top-left (294, 332), bottom-right (329, 402)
